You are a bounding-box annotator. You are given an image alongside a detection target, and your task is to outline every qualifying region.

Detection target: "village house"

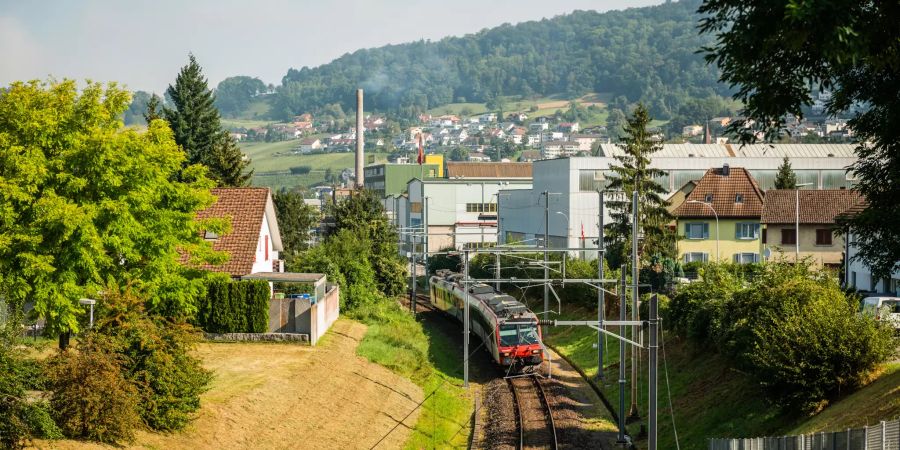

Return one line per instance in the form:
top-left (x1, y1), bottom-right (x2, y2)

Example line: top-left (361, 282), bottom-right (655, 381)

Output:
top-left (299, 137), bottom-right (323, 153)
top-left (558, 122), bottom-right (580, 133)
top-left (192, 187), bottom-right (284, 277)
top-left (540, 140), bottom-right (580, 159)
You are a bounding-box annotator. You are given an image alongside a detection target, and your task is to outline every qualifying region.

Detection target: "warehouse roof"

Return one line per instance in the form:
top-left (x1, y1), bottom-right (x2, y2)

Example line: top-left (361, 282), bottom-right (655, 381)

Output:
top-left (762, 189), bottom-right (862, 224)
top-left (674, 166), bottom-right (765, 218)
top-left (445, 162), bottom-right (532, 179)
top-left (598, 143), bottom-right (857, 159)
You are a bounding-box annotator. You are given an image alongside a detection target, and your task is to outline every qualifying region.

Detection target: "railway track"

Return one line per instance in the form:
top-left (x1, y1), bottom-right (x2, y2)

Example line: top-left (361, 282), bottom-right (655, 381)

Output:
top-left (507, 375), bottom-right (558, 450)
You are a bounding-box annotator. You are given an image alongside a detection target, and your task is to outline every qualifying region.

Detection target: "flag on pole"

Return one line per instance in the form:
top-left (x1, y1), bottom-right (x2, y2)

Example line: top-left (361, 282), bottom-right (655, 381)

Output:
top-left (417, 133), bottom-right (425, 165)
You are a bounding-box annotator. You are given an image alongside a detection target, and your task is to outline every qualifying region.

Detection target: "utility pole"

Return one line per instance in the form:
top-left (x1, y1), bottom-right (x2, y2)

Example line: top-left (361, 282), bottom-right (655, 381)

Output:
top-left (629, 190), bottom-right (640, 419)
top-left (617, 265), bottom-right (627, 444)
top-left (543, 190), bottom-right (550, 315)
top-left (463, 249), bottom-right (470, 388)
top-left (410, 239), bottom-right (417, 313)
top-left (648, 293), bottom-right (659, 450)
top-left (495, 252), bottom-right (501, 291)
top-left (597, 189), bottom-right (605, 381)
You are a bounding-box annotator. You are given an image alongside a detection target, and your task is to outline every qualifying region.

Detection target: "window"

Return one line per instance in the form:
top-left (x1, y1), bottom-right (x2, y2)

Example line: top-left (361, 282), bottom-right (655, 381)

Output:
top-left (735, 193), bottom-right (743, 203)
top-left (704, 193), bottom-right (714, 203)
top-left (203, 231), bottom-right (219, 241)
top-left (815, 229), bottom-right (833, 246)
top-left (851, 271), bottom-right (857, 288)
top-left (579, 170), bottom-right (609, 191)
top-left (733, 253), bottom-right (759, 264)
top-left (735, 223), bottom-right (760, 240)
top-left (684, 222), bottom-right (709, 239)
top-left (264, 235), bottom-right (269, 260)
top-left (762, 228), bottom-right (767, 244)
top-left (683, 252), bottom-right (709, 263)
top-left (465, 203), bottom-right (497, 213)
top-left (781, 229), bottom-right (796, 245)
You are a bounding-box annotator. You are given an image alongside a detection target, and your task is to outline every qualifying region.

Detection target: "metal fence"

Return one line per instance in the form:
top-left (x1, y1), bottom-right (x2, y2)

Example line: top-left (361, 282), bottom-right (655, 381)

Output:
top-left (709, 420), bottom-right (900, 450)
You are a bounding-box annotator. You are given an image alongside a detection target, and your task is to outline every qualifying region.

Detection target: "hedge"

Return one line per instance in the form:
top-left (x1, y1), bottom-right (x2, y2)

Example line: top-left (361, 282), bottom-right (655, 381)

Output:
top-left (198, 279), bottom-right (270, 333)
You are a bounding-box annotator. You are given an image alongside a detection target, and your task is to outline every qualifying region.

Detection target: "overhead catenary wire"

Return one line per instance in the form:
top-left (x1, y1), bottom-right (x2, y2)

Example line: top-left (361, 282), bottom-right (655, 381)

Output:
top-left (661, 326), bottom-right (680, 450)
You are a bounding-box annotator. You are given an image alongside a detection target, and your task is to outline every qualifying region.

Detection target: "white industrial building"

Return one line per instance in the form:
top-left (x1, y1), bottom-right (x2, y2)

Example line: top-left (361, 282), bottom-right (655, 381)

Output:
top-left (394, 178), bottom-right (532, 253)
top-left (498, 144), bottom-right (859, 257)
top-left (846, 231), bottom-right (900, 295)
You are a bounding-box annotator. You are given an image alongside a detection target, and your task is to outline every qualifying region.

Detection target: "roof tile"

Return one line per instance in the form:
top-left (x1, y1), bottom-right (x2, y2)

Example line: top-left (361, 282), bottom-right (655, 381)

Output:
top-left (761, 189), bottom-right (862, 224)
top-left (190, 187), bottom-right (271, 276)
top-left (673, 166), bottom-right (765, 218)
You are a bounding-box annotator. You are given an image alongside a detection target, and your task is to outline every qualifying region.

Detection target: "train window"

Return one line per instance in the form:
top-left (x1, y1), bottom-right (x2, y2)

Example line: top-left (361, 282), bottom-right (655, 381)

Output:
top-left (499, 326), bottom-right (518, 346)
top-left (518, 325), bottom-right (540, 345)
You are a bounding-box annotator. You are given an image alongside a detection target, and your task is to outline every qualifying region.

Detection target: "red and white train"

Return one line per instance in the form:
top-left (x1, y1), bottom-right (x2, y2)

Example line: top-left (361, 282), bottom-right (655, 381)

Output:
top-left (429, 269), bottom-right (544, 368)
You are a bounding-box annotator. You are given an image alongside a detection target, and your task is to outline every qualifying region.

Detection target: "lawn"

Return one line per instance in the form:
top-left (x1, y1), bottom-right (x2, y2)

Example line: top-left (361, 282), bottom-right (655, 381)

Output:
top-left (37, 320), bottom-right (424, 450)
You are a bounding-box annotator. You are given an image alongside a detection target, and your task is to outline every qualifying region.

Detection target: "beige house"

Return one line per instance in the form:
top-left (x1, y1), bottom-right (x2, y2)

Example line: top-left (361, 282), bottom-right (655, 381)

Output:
top-left (761, 189), bottom-right (861, 268)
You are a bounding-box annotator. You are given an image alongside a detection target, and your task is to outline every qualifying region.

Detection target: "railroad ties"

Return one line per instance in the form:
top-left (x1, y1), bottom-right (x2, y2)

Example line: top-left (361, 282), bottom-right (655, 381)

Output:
top-left (507, 375), bottom-right (558, 450)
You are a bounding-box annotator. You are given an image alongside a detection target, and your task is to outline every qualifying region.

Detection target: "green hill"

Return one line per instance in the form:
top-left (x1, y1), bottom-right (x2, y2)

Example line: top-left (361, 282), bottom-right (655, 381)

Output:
top-left (271, 0), bottom-right (733, 125)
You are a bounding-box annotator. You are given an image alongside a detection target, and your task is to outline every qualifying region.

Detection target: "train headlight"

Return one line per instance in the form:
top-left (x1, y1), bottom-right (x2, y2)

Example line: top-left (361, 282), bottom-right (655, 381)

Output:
top-left (531, 349), bottom-right (541, 354)
top-left (502, 352), bottom-right (511, 357)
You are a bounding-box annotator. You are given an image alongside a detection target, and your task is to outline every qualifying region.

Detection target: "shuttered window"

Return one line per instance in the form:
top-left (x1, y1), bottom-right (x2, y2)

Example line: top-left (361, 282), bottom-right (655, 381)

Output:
top-left (815, 229), bottom-right (833, 246)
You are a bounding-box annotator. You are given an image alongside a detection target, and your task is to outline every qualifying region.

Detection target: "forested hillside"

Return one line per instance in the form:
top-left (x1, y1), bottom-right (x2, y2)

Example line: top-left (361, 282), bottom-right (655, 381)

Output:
top-left (271, 0), bottom-right (728, 121)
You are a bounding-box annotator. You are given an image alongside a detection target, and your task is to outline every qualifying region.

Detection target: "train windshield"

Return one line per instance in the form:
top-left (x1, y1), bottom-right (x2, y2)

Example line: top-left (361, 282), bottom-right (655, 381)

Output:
top-left (499, 323), bottom-right (540, 346)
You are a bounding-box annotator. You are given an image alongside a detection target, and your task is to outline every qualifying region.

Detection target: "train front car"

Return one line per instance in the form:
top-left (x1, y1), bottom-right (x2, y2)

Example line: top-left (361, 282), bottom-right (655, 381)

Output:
top-left (496, 309), bottom-right (544, 368)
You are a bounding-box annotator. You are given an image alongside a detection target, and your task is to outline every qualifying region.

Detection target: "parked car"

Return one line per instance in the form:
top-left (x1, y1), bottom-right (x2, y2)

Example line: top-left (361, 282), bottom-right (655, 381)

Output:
top-left (861, 296), bottom-right (900, 330)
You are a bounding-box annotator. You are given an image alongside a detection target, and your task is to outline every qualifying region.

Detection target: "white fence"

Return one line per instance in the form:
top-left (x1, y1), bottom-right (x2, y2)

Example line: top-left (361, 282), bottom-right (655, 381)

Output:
top-left (709, 420), bottom-right (900, 450)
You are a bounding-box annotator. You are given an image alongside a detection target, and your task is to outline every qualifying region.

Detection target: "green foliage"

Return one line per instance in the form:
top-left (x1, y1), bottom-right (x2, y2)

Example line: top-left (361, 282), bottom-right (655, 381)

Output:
top-left (273, 190), bottom-right (320, 269)
top-left (93, 287), bottom-right (212, 431)
top-left (198, 279), bottom-right (271, 333)
top-left (272, 0), bottom-right (729, 120)
top-left (47, 338), bottom-right (142, 444)
top-left (774, 157), bottom-right (798, 189)
top-left (21, 402), bottom-right (63, 440)
top-left (605, 104), bottom-right (677, 267)
top-left (447, 146), bottom-right (469, 162)
top-left (164, 54), bottom-right (252, 187)
top-left (0, 80), bottom-right (223, 335)
top-left (426, 247), bottom-right (461, 274)
top-left (215, 76), bottom-right (267, 118)
top-left (698, 0), bottom-right (900, 278)
top-left (670, 261), bottom-right (895, 413)
top-left (0, 348), bottom-right (35, 449)
top-left (123, 90), bottom-right (153, 125)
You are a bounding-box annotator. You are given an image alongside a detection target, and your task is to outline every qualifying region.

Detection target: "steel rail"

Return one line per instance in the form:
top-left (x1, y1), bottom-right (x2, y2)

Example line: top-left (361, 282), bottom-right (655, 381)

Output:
top-left (507, 378), bottom-right (524, 450)
top-left (532, 376), bottom-right (559, 450)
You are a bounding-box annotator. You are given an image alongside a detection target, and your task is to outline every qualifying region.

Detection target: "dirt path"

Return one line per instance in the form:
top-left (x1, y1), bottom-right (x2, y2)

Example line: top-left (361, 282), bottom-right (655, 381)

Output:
top-left (35, 319), bottom-right (423, 450)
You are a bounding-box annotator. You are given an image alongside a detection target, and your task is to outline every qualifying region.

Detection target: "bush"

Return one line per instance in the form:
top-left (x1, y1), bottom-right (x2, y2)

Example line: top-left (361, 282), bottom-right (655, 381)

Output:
top-left (47, 339), bottom-right (141, 444)
top-left (21, 401), bottom-right (63, 440)
top-left (198, 278), bottom-right (270, 333)
top-left (96, 288), bottom-right (213, 431)
top-left (289, 165), bottom-right (311, 175)
top-left (639, 293), bottom-right (670, 323)
top-left (0, 348), bottom-right (35, 449)
top-left (427, 247), bottom-right (461, 274)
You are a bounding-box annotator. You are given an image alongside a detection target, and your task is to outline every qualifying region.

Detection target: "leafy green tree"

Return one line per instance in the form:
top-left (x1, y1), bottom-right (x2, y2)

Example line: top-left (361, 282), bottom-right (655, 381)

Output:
top-left (448, 146), bottom-right (469, 161)
top-left (699, 0), bottom-right (900, 277)
top-left (143, 94), bottom-right (164, 123)
top-left (214, 76), bottom-right (266, 118)
top-left (606, 108), bottom-right (627, 142)
top-left (273, 191), bottom-right (320, 269)
top-left (604, 104), bottom-right (676, 268)
top-left (774, 156), bottom-right (798, 189)
top-left (0, 80), bottom-right (226, 342)
top-left (164, 55), bottom-right (251, 186)
top-left (123, 90), bottom-right (152, 125)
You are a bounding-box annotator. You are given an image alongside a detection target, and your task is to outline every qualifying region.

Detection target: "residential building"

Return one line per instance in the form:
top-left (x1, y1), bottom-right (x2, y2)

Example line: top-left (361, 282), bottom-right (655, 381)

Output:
top-left (299, 137), bottom-right (322, 153)
top-left (363, 163), bottom-right (441, 197)
top-left (519, 150), bottom-right (543, 163)
top-left (682, 125), bottom-right (704, 137)
top-left (558, 122), bottom-right (580, 133)
top-left (190, 187), bottom-right (284, 277)
top-left (468, 152), bottom-right (491, 162)
top-left (673, 166), bottom-right (765, 264)
top-left (529, 122), bottom-right (549, 132)
top-left (570, 133), bottom-right (604, 152)
top-left (541, 140), bottom-right (580, 159)
top-left (761, 189), bottom-right (861, 267)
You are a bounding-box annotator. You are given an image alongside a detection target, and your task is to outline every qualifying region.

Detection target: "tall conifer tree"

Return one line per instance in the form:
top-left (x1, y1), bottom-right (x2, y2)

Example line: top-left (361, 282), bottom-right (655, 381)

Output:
top-left (604, 104), bottom-right (676, 267)
top-left (164, 54), bottom-right (251, 186)
top-left (774, 157), bottom-right (798, 190)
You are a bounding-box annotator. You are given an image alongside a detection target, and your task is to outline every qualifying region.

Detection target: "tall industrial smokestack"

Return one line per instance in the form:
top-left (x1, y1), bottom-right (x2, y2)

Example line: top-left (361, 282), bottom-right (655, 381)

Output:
top-left (355, 88), bottom-right (364, 188)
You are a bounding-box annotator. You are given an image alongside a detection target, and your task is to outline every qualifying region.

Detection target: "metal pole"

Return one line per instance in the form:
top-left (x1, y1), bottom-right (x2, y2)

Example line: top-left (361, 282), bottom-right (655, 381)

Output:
top-left (495, 252), bottom-right (501, 291)
top-left (649, 294), bottom-right (659, 450)
top-left (629, 190), bottom-right (640, 419)
top-left (424, 196), bottom-right (429, 269)
top-left (355, 88), bottom-right (364, 188)
top-left (597, 189), bottom-right (605, 381)
top-left (464, 249), bottom-right (470, 388)
top-left (411, 242), bottom-right (417, 313)
top-left (617, 265), bottom-right (627, 443)
top-left (544, 190), bottom-right (550, 315)
top-left (795, 188), bottom-right (800, 262)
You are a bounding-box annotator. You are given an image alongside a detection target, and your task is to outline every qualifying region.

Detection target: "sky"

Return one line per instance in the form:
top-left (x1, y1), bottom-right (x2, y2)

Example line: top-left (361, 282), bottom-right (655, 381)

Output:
top-left (0, 0), bottom-right (662, 94)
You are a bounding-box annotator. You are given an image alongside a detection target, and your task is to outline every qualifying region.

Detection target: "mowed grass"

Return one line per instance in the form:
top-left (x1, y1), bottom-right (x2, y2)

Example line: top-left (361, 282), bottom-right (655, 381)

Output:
top-left (427, 93), bottom-right (610, 120)
top-left (354, 302), bottom-right (474, 449)
top-left (541, 303), bottom-right (900, 449)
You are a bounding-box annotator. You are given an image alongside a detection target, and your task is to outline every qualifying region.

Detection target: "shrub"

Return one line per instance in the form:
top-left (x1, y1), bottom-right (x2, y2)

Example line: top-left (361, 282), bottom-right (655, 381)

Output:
top-left (289, 165), bottom-right (312, 175)
top-left (639, 293), bottom-right (671, 323)
top-left (0, 348), bottom-right (34, 449)
top-left (95, 288), bottom-right (213, 431)
top-left (21, 401), bottom-right (63, 440)
top-left (426, 247), bottom-right (461, 274)
top-left (198, 279), bottom-right (270, 333)
top-left (47, 339), bottom-right (141, 444)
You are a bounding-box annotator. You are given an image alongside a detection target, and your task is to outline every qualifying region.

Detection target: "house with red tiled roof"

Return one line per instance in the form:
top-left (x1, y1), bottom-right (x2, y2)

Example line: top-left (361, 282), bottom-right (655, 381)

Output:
top-left (761, 189), bottom-right (861, 268)
top-left (673, 165), bottom-right (765, 264)
top-left (193, 187), bottom-right (284, 277)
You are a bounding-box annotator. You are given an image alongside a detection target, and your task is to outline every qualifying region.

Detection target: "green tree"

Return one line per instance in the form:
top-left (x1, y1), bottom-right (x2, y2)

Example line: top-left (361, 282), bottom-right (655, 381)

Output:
top-left (606, 108), bottom-right (627, 142)
top-left (214, 76), bottom-right (266, 118)
top-left (774, 156), bottom-right (798, 189)
top-left (604, 104), bottom-right (676, 268)
top-left (143, 94), bottom-right (164, 123)
top-left (0, 80), bottom-right (226, 342)
top-left (164, 55), bottom-right (251, 186)
top-left (273, 191), bottom-right (320, 269)
top-left (123, 90), bottom-right (152, 125)
top-left (448, 146), bottom-right (469, 161)
top-left (699, 0), bottom-right (900, 277)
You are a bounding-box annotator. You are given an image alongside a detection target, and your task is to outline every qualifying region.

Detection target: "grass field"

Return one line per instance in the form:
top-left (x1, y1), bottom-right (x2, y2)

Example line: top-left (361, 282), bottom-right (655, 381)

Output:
top-left (353, 301), bottom-right (479, 449)
top-left (427, 93), bottom-right (610, 120)
top-left (240, 140), bottom-right (391, 191)
top-left (539, 303), bottom-right (900, 449)
top-left (37, 320), bottom-right (423, 450)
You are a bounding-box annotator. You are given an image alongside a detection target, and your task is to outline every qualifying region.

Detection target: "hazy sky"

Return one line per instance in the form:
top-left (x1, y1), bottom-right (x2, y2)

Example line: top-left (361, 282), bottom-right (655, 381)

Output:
top-left (0, 0), bottom-right (662, 93)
